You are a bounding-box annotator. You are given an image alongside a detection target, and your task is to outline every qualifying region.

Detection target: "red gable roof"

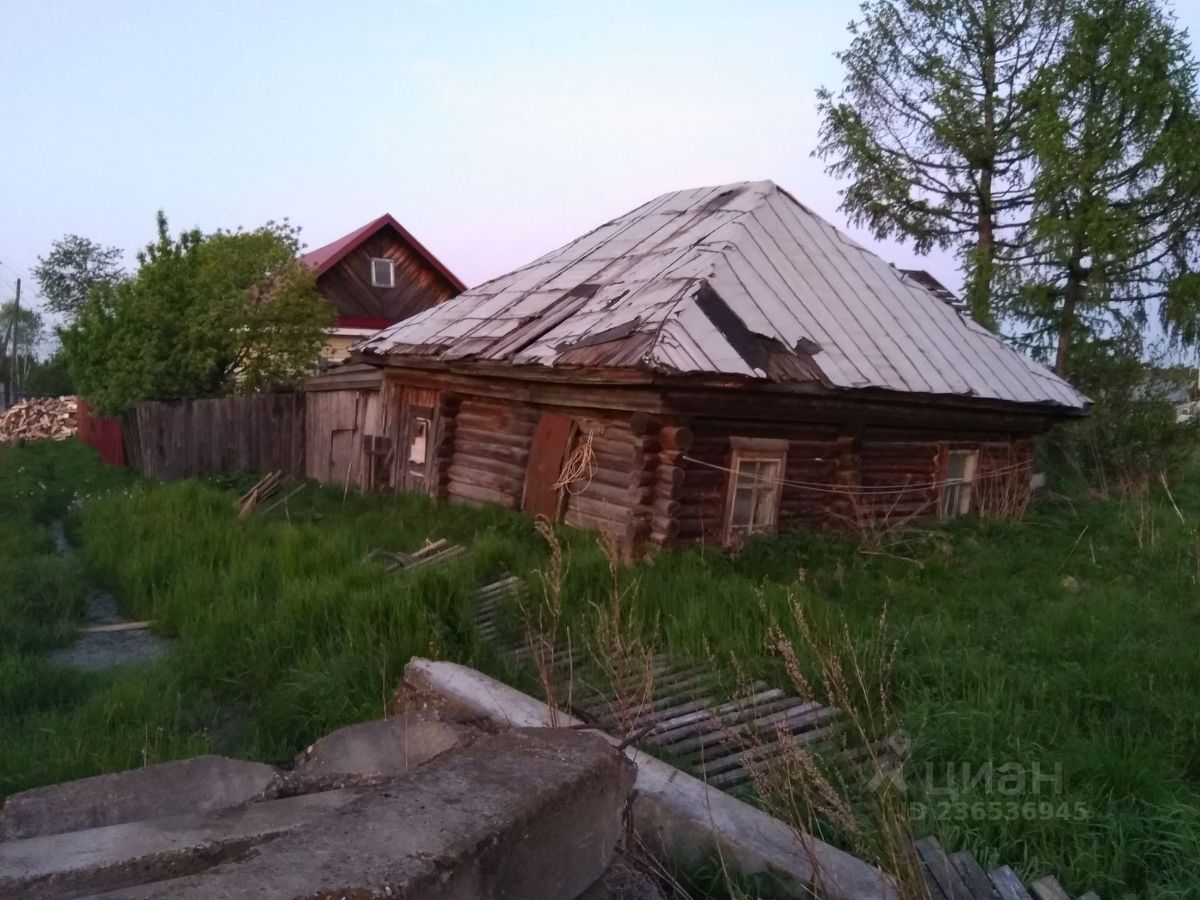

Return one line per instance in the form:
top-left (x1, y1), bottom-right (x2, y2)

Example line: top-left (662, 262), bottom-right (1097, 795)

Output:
top-left (300, 213), bottom-right (466, 292)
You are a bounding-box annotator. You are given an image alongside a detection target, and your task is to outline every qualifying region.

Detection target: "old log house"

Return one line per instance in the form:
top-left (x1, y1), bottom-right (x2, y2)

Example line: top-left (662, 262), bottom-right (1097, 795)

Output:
top-left (309, 181), bottom-right (1088, 553)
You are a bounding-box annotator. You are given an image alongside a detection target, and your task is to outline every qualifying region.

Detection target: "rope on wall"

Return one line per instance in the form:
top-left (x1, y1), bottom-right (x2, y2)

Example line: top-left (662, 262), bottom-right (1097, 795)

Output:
top-left (554, 419), bottom-right (603, 495)
top-left (681, 454), bottom-right (1033, 496)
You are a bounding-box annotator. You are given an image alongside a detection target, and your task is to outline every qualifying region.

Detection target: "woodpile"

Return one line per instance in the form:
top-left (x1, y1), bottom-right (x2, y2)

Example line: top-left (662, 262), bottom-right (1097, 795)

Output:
top-left (0, 397), bottom-right (78, 443)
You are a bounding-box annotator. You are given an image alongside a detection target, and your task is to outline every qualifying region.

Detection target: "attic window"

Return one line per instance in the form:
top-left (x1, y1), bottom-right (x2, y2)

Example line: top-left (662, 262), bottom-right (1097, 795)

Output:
top-left (370, 257), bottom-right (395, 288)
top-left (939, 449), bottom-right (978, 519)
top-left (723, 438), bottom-right (788, 544)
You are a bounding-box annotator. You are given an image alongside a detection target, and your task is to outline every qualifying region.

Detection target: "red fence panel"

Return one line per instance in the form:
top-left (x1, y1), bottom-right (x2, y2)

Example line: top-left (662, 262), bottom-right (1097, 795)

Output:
top-left (76, 398), bottom-right (126, 468)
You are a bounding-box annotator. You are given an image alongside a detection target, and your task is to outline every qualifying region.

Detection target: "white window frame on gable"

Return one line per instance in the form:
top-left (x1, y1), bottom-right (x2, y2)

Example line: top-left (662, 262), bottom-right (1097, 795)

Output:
top-left (939, 448), bottom-right (978, 519)
top-left (723, 437), bottom-right (788, 544)
top-left (370, 257), bottom-right (395, 288)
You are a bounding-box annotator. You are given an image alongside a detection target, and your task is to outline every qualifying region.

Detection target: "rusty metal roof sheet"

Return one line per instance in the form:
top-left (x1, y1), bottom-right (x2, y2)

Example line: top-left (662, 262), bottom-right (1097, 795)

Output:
top-left (355, 181), bottom-right (1087, 410)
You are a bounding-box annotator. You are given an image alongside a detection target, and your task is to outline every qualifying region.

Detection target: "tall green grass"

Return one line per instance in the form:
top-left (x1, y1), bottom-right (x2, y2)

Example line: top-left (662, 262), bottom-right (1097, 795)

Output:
top-left (552, 478), bottom-right (1200, 897)
top-left (3, 440), bottom-right (1200, 895)
top-left (0, 442), bottom-right (550, 792)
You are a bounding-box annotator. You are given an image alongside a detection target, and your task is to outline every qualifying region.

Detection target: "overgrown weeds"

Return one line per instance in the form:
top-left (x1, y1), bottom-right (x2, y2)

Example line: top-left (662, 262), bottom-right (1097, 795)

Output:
top-left (740, 599), bottom-right (925, 898)
top-left (6, 440), bottom-right (1200, 896)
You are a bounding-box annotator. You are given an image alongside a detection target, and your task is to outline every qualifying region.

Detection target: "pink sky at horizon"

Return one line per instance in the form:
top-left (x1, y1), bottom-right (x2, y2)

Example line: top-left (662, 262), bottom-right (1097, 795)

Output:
top-left (3, 1), bottom-right (1199, 330)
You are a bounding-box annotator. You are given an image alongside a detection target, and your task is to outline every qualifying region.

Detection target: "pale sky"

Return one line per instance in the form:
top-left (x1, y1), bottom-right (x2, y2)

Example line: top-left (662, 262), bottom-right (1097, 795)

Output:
top-left (3, 0), bottom-right (1200, 334)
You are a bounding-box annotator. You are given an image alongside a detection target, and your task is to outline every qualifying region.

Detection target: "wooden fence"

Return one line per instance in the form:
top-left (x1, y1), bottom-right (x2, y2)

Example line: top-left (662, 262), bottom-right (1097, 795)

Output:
top-left (122, 394), bottom-right (306, 480)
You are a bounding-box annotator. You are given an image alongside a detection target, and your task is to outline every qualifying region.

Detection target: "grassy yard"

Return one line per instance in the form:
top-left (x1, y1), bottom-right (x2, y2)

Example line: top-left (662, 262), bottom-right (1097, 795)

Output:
top-left (2, 439), bottom-right (1199, 897)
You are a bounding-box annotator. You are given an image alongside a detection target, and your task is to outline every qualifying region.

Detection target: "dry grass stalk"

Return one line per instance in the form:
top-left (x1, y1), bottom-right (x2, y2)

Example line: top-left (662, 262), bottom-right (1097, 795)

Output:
top-left (584, 533), bottom-right (658, 740)
top-left (832, 485), bottom-right (933, 556)
top-left (733, 596), bottom-right (928, 900)
top-left (974, 454), bottom-right (1032, 521)
top-left (517, 515), bottom-right (572, 725)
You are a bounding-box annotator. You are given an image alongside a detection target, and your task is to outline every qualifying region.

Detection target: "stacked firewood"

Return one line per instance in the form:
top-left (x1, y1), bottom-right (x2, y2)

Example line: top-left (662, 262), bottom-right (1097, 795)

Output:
top-left (0, 397), bottom-right (78, 443)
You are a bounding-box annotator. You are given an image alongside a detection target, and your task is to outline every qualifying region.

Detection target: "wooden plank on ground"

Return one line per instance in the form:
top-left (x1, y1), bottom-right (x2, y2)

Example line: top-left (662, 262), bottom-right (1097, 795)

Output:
top-left (79, 621), bottom-right (152, 634)
top-left (915, 836), bottom-right (974, 900)
top-left (989, 866), bottom-right (1035, 900)
top-left (949, 851), bottom-right (1002, 900)
top-left (1028, 876), bottom-right (1071, 900)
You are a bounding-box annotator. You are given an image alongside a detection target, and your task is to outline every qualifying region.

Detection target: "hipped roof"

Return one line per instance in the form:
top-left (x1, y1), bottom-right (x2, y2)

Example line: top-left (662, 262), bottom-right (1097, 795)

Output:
top-left (355, 181), bottom-right (1087, 411)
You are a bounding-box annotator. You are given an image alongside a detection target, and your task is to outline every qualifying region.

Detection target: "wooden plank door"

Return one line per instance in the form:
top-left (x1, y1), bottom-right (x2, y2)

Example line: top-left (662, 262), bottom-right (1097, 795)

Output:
top-left (392, 385), bottom-right (440, 494)
top-left (523, 413), bottom-right (575, 519)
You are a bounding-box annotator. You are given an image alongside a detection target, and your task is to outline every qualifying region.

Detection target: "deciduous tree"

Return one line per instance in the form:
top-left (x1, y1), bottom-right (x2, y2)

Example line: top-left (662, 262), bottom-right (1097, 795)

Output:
top-left (63, 213), bottom-right (330, 415)
top-left (32, 235), bottom-right (124, 321)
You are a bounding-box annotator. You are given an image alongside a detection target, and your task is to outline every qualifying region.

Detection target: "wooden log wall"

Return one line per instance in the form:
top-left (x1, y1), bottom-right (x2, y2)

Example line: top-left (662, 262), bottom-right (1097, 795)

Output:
top-left (352, 374), bottom-right (1041, 551)
top-left (677, 421), bottom-right (842, 544)
top-left (446, 398), bottom-right (540, 508)
top-left (850, 439), bottom-right (941, 524)
top-left (561, 417), bottom-right (642, 544)
top-left (125, 394), bottom-right (306, 481)
top-left (972, 438), bottom-right (1034, 518)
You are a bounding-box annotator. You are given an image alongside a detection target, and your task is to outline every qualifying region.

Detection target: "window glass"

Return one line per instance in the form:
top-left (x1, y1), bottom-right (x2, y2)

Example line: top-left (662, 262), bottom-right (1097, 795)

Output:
top-left (940, 450), bottom-right (978, 518)
top-left (370, 257), bottom-right (395, 287)
top-left (725, 454), bottom-right (783, 540)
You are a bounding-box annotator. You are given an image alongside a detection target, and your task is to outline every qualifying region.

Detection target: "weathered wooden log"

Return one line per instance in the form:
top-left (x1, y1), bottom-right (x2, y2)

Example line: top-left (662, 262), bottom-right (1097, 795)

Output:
top-left (656, 465), bottom-right (685, 490)
top-left (648, 497), bottom-right (680, 519)
top-left (659, 426), bottom-right (693, 452)
top-left (628, 412), bottom-right (657, 435)
top-left (447, 461), bottom-right (525, 492)
top-left (570, 478), bottom-right (635, 507)
top-left (453, 426), bottom-right (532, 451)
top-left (452, 438), bottom-right (529, 466)
top-left (588, 433), bottom-right (637, 458)
top-left (565, 493), bottom-right (632, 525)
top-left (649, 520), bottom-right (679, 544)
top-left (448, 480), bottom-right (518, 508)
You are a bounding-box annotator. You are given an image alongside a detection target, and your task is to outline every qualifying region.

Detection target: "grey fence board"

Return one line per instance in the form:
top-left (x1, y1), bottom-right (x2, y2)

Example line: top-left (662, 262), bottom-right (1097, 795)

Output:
top-left (123, 394), bottom-right (305, 480)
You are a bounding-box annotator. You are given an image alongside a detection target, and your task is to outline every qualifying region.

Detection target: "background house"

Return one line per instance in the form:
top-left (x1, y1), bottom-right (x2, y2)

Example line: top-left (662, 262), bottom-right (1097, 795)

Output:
top-left (300, 214), bottom-right (465, 362)
top-left (309, 181), bottom-right (1089, 553)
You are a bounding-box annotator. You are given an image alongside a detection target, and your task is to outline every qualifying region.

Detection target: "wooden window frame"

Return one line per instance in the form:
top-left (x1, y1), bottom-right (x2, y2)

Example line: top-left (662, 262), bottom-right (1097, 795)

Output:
top-left (722, 438), bottom-right (788, 544)
top-left (370, 257), bottom-right (395, 288)
top-left (401, 404), bottom-right (434, 492)
top-left (939, 448), bottom-right (978, 519)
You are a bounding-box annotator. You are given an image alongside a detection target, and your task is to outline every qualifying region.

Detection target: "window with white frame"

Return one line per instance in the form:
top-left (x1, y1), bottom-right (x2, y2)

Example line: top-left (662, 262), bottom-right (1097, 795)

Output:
top-left (939, 449), bottom-right (978, 519)
top-left (370, 257), bottom-right (395, 288)
top-left (723, 439), bottom-right (787, 543)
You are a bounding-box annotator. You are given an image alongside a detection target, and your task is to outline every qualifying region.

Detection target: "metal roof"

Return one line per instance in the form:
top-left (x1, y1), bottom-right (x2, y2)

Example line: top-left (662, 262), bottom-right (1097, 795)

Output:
top-left (301, 213), bottom-right (467, 292)
top-left (355, 181), bottom-right (1087, 410)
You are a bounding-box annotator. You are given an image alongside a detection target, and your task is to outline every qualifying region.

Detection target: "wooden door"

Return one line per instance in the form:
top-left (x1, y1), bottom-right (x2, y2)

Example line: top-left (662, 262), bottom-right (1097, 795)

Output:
top-left (523, 413), bottom-right (575, 519)
top-left (382, 381), bottom-right (440, 494)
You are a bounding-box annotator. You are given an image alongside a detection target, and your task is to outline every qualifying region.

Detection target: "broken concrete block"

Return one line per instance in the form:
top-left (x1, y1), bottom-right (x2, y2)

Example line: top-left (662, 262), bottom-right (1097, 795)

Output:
top-left (284, 711), bottom-right (472, 793)
top-left (103, 728), bottom-right (635, 900)
top-left (0, 755), bottom-right (280, 842)
top-left (0, 789), bottom-right (357, 899)
top-left (577, 856), bottom-right (671, 900)
top-left (403, 657), bottom-right (898, 900)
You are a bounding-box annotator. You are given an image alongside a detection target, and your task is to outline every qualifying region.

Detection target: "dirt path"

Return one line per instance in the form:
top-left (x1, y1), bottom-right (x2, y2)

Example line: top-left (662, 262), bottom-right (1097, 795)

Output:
top-left (48, 521), bottom-right (171, 671)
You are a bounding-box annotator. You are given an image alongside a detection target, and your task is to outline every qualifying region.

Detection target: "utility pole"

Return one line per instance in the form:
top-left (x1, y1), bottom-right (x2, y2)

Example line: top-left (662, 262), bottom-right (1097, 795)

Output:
top-left (9, 278), bottom-right (20, 407)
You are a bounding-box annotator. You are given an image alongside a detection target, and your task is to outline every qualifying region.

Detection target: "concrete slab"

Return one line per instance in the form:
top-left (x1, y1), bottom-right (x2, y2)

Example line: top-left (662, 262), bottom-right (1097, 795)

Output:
top-left (0, 789), bottom-right (356, 899)
top-left (283, 711), bottom-right (472, 793)
top-left (403, 657), bottom-right (898, 900)
top-left (102, 728), bottom-right (634, 900)
top-left (0, 755), bottom-right (281, 842)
